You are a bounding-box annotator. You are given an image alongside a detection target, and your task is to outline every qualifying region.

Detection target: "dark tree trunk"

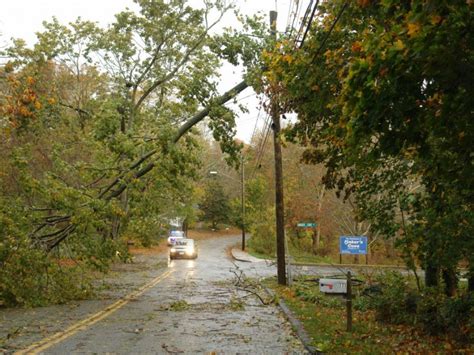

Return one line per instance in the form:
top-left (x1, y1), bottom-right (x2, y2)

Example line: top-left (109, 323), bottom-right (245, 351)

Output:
top-left (183, 219), bottom-right (188, 236)
top-left (111, 190), bottom-right (128, 239)
top-left (311, 232), bottom-right (318, 255)
top-left (468, 264), bottom-right (474, 293)
top-left (442, 268), bottom-right (457, 297)
top-left (425, 262), bottom-right (440, 288)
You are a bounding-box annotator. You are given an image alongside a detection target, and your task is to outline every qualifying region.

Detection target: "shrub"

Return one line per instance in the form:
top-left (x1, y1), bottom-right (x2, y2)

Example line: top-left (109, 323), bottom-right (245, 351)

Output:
top-left (248, 208), bottom-right (276, 256)
top-left (417, 290), bottom-right (473, 341)
top-left (0, 237), bottom-right (94, 307)
top-left (289, 230), bottom-right (313, 252)
top-left (367, 271), bottom-right (418, 324)
top-left (366, 271), bottom-right (473, 343)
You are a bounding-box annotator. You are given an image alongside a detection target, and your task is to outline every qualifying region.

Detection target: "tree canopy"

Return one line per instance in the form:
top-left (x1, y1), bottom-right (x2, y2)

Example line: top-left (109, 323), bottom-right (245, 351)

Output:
top-left (0, 0), bottom-right (254, 306)
top-left (261, 0), bottom-right (473, 289)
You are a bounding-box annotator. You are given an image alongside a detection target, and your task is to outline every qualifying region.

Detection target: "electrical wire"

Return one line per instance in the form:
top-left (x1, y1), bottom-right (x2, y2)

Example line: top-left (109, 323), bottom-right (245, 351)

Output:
top-left (294, 0), bottom-right (314, 46)
top-left (285, 0), bottom-right (294, 32)
top-left (299, 0), bottom-right (320, 48)
top-left (251, 114), bottom-right (272, 179)
top-left (311, 1), bottom-right (348, 62)
top-left (223, 92), bottom-right (257, 106)
top-left (288, 0), bottom-right (301, 38)
top-left (249, 100), bottom-right (264, 144)
top-left (254, 115), bottom-right (271, 157)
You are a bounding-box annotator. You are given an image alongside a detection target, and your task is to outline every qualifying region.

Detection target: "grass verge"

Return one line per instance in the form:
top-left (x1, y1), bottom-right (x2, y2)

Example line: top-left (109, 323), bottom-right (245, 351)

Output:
top-left (264, 276), bottom-right (472, 353)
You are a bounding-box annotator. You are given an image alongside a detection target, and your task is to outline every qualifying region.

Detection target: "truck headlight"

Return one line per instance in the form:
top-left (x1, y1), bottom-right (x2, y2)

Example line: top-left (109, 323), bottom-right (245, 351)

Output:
top-left (170, 248), bottom-right (176, 253)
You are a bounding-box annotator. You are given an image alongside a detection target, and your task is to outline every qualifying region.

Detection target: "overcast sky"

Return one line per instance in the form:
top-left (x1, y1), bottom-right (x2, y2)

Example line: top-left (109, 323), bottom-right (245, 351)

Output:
top-left (0, 0), bottom-right (304, 143)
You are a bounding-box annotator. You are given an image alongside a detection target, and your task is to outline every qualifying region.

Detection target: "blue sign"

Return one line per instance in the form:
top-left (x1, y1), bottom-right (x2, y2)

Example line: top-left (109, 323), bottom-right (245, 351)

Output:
top-left (339, 236), bottom-right (368, 255)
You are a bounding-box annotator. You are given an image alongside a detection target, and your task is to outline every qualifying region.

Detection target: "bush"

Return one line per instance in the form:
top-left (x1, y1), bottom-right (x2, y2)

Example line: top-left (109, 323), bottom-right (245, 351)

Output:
top-left (0, 237), bottom-right (94, 307)
top-left (417, 290), bottom-right (473, 341)
top-left (289, 230), bottom-right (313, 252)
top-left (366, 271), bottom-right (473, 343)
top-left (248, 208), bottom-right (276, 256)
top-left (367, 271), bottom-right (418, 324)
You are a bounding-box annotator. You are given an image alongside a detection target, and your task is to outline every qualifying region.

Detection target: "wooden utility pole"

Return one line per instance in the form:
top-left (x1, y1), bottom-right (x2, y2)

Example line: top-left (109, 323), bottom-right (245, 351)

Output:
top-left (241, 153), bottom-right (246, 251)
top-left (270, 10), bottom-right (287, 286)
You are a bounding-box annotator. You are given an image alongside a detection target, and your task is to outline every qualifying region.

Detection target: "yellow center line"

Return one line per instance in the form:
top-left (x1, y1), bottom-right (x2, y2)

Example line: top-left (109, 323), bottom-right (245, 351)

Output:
top-left (15, 269), bottom-right (173, 355)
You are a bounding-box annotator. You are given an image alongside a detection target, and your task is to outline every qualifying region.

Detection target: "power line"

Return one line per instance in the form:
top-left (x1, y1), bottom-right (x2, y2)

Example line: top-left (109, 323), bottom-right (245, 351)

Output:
top-left (254, 114), bottom-right (270, 158)
top-left (287, 0), bottom-right (301, 38)
top-left (294, 0), bottom-right (314, 46)
top-left (251, 114), bottom-right (272, 179)
top-left (223, 92), bottom-right (257, 106)
top-left (250, 100), bottom-right (264, 144)
top-left (294, 0), bottom-right (306, 37)
top-left (252, 118), bottom-right (269, 171)
top-left (249, 97), bottom-right (270, 142)
top-left (311, 1), bottom-right (348, 62)
top-left (285, 0), bottom-right (294, 32)
top-left (299, 0), bottom-right (320, 48)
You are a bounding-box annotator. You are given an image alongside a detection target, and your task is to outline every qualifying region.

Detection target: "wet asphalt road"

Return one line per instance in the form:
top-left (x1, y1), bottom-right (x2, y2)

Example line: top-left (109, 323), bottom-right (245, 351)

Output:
top-left (4, 235), bottom-right (306, 354)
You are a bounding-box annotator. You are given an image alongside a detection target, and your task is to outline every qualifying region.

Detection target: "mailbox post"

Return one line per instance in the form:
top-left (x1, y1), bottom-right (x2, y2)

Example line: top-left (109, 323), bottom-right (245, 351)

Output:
top-left (346, 271), bottom-right (352, 331)
top-left (319, 273), bottom-right (353, 332)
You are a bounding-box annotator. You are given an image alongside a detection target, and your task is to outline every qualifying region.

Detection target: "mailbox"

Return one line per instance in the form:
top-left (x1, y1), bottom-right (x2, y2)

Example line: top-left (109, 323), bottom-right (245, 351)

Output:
top-left (319, 278), bottom-right (347, 294)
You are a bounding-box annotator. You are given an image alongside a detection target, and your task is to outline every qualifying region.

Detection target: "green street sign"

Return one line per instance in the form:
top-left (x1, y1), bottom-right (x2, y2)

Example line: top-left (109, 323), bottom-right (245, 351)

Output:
top-left (297, 222), bottom-right (317, 228)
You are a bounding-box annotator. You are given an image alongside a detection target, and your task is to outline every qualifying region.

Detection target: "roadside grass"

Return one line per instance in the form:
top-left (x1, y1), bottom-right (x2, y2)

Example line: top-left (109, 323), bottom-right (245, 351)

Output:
top-left (248, 247), bottom-right (338, 265)
top-left (264, 276), bottom-right (471, 353)
top-left (248, 245), bottom-right (406, 267)
top-left (285, 246), bottom-right (336, 265)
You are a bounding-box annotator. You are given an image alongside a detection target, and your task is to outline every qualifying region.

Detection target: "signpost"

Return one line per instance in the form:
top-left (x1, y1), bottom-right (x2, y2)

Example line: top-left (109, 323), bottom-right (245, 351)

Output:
top-left (339, 236), bottom-right (368, 264)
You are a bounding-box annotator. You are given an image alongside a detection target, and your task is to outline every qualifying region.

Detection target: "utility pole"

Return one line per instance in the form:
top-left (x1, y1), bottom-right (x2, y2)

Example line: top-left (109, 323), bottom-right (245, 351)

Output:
top-left (270, 10), bottom-right (287, 286)
top-left (241, 153), bottom-right (246, 251)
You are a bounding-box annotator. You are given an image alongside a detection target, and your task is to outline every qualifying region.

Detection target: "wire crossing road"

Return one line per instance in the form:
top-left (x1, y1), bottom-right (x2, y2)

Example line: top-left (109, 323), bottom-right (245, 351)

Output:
top-left (4, 235), bottom-right (305, 354)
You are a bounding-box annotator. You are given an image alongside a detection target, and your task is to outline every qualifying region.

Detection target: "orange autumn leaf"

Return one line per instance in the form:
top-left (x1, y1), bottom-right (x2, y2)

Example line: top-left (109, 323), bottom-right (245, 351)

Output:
top-left (407, 22), bottom-right (421, 37)
top-left (351, 41), bottom-right (362, 53)
top-left (26, 76), bottom-right (35, 85)
top-left (430, 15), bottom-right (442, 25)
top-left (357, 0), bottom-right (371, 7)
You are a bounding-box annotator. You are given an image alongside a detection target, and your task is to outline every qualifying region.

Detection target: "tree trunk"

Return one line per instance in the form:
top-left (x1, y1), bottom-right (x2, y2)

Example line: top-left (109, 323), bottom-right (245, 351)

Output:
top-left (111, 189), bottom-right (129, 239)
top-left (312, 185), bottom-right (325, 255)
top-left (183, 219), bottom-right (188, 236)
top-left (111, 217), bottom-right (121, 240)
top-left (468, 264), bottom-right (474, 293)
top-left (311, 231), bottom-right (318, 255)
top-left (442, 268), bottom-right (457, 297)
top-left (425, 261), bottom-right (440, 288)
